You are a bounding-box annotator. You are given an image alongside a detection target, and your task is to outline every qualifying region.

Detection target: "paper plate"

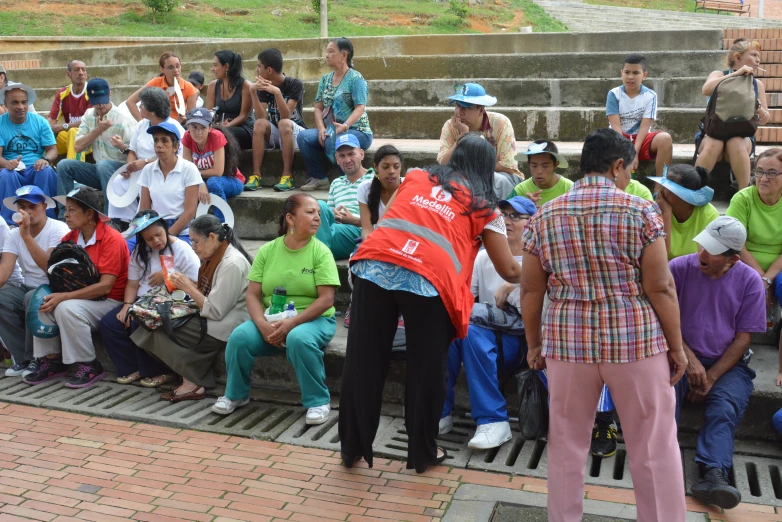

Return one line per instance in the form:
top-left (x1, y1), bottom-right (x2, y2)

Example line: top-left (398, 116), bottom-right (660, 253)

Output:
top-left (106, 165), bottom-right (141, 208)
top-left (196, 196), bottom-right (234, 228)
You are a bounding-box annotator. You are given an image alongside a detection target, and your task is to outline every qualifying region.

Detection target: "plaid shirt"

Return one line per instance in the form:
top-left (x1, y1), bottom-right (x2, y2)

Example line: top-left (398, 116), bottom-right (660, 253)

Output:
top-left (520, 175), bottom-right (669, 363)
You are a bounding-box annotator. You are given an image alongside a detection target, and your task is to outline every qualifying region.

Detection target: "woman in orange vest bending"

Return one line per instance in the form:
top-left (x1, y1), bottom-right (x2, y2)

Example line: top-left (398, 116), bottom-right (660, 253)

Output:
top-left (338, 134), bottom-right (523, 473)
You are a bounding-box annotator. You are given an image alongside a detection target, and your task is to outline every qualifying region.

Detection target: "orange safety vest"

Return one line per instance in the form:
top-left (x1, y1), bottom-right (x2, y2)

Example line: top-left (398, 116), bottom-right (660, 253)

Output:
top-left (351, 168), bottom-right (496, 338)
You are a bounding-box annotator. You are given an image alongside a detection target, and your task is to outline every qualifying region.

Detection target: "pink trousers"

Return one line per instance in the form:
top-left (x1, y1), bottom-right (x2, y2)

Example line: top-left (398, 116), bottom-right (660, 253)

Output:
top-left (546, 353), bottom-right (686, 522)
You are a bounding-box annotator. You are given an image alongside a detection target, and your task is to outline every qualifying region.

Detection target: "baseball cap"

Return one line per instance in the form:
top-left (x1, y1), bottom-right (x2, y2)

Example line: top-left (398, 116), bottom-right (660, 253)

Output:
top-left (693, 216), bottom-right (746, 255)
top-left (147, 121), bottom-right (181, 140)
top-left (499, 196), bottom-right (537, 217)
top-left (335, 133), bottom-right (361, 150)
top-left (186, 107), bottom-right (213, 127)
top-left (3, 185), bottom-right (56, 212)
top-left (86, 78), bottom-right (110, 105)
top-left (187, 71), bottom-right (205, 87)
top-left (516, 140), bottom-right (569, 169)
top-left (447, 83), bottom-right (497, 108)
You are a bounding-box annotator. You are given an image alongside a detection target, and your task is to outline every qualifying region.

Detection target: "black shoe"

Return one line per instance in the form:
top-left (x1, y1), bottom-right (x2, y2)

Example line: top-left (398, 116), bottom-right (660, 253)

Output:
top-left (591, 423), bottom-right (618, 457)
top-left (691, 467), bottom-right (741, 509)
top-left (341, 452), bottom-right (361, 469)
top-left (65, 360), bottom-right (106, 389)
top-left (434, 447), bottom-right (448, 465)
top-left (22, 357), bottom-right (67, 385)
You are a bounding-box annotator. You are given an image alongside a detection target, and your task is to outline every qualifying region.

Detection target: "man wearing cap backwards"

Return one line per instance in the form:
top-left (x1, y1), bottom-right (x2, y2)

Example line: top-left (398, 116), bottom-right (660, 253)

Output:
top-left (671, 216), bottom-right (765, 509)
top-left (315, 133), bottom-right (375, 260)
top-left (0, 186), bottom-right (70, 378)
top-left (187, 71), bottom-right (206, 108)
top-left (56, 78), bottom-right (138, 216)
top-left (0, 84), bottom-right (59, 227)
top-left (437, 83), bottom-right (523, 197)
top-left (47, 60), bottom-right (91, 161)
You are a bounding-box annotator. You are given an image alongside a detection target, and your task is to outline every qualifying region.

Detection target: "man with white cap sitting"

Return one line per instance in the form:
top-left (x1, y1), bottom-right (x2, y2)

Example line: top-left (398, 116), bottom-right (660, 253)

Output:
top-left (0, 84), bottom-right (58, 227)
top-left (670, 216), bottom-right (765, 509)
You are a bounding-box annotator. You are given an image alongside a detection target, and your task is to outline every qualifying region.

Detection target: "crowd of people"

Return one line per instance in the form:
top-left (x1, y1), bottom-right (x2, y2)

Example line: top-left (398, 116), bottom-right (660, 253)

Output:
top-left (0, 34), bottom-right (777, 521)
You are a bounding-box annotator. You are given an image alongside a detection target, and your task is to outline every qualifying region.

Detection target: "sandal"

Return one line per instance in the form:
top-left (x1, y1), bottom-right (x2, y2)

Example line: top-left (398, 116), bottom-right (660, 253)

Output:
top-left (140, 374), bottom-right (177, 388)
top-left (116, 373), bottom-right (141, 385)
top-left (161, 386), bottom-right (205, 403)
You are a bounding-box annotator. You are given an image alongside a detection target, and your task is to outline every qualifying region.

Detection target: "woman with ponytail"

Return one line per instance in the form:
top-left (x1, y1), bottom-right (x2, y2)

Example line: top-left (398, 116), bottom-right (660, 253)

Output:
top-left (214, 194), bottom-right (341, 423)
top-left (357, 145), bottom-right (403, 239)
top-left (650, 163), bottom-right (719, 259)
top-left (206, 50), bottom-right (255, 149)
top-left (132, 215), bottom-right (251, 403)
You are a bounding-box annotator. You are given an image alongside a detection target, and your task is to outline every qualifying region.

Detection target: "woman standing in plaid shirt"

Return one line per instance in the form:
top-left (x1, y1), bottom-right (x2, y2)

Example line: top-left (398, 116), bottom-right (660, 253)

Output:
top-left (520, 129), bottom-right (689, 522)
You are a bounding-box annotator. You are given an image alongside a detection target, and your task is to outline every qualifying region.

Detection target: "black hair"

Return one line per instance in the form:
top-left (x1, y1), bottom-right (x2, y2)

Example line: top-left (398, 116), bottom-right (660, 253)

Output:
top-left (215, 50), bottom-right (244, 94)
top-left (623, 53), bottom-right (647, 72)
top-left (68, 187), bottom-right (103, 222)
top-left (130, 209), bottom-right (173, 279)
top-left (330, 38), bottom-right (355, 69)
top-left (667, 164), bottom-right (709, 191)
top-left (211, 124), bottom-right (241, 179)
top-left (278, 193), bottom-right (318, 236)
top-left (190, 214), bottom-right (252, 263)
top-left (367, 145), bottom-right (403, 225)
top-left (258, 48), bottom-right (283, 73)
top-left (580, 128), bottom-right (636, 176)
top-left (139, 87), bottom-right (172, 120)
top-left (525, 139), bottom-right (559, 165)
top-left (426, 133), bottom-right (497, 217)
top-left (151, 129), bottom-right (180, 152)
top-left (722, 248), bottom-right (741, 258)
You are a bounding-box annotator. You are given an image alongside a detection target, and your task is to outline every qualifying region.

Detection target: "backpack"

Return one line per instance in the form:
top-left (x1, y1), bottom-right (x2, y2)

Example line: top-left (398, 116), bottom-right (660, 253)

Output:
top-left (47, 241), bottom-right (103, 298)
top-left (703, 74), bottom-right (759, 141)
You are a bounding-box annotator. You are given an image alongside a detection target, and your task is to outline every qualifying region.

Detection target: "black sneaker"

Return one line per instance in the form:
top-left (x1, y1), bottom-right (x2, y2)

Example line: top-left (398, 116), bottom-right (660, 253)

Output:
top-left (22, 357), bottom-right (67, 385)
top-left (22, 358), bottom-right (41, 378)
top-left (591, 422), bottom-right (618, 457)
top-left (691, 466), bottom-right (741, 509)
top-left (4, 360), bottom-right (30, 377)
top-left (65, 360), bottom-right (106, 389)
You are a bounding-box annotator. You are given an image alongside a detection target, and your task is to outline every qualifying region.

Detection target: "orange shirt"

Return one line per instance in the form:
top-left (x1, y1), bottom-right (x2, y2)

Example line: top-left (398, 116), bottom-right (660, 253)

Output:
top-left (145, 76), bottom-right (197, 117)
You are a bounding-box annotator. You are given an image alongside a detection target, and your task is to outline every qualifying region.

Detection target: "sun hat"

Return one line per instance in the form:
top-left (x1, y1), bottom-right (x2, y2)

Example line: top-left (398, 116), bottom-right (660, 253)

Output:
top-left (122, 212), bottom-right (163, 239)
top-left (693, 216), bottom-right (747, 255)
top-left (26, 285), bottom-right (59, 339)
top-left (648, 165), bottom-right (714, 207)
top-left (53, 187), bottom-right (110, 222)
top-left (0, 83), bottom-right (36, 106)
top-left (516, 141), bottom-right (569, 169)
top-left (447, 83), bottom-right (497, 108)
top-left (2, 185), bottom-right (56, 212)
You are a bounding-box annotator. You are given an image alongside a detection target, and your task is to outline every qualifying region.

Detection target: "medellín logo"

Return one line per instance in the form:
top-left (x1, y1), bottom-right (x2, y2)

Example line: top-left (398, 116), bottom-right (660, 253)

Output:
top-left (430, 186), bottom-right (452, 203)
top-left (410, 185), bottom-right (456, 222)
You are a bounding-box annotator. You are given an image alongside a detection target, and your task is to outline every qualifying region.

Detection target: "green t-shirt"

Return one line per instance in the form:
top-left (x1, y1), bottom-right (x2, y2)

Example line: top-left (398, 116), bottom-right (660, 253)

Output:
top-left (511, 175), bottom-right (573, 206)
top-left (248, 236), bottom-right (341, 318)
top-left (624, 179), bottom-right (653, 201)
top-left (669, 203), bottom-right (720, 260)
top-left (726, 186), bottom-right (782, 271)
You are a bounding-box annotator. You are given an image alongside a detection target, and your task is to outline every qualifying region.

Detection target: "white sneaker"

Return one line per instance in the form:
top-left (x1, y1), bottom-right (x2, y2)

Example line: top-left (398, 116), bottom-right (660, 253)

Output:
top-left (300, 177), bottom-right (329, 191)
top-left (468, 421), bottom-right (512, 450)
top-left (212, 396), bottom-right (249, 415)
top-left (306, 404), bottom-right (331, 425)
top-left (439, 415), bottom-right (453, 435)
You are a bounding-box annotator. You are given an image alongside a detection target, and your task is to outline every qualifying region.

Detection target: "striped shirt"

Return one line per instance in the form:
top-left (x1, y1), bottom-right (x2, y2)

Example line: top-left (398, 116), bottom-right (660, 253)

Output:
top-left (520, 175), bottom-right (669, 364)
top-left (327, 169), bottom-right (375, 215)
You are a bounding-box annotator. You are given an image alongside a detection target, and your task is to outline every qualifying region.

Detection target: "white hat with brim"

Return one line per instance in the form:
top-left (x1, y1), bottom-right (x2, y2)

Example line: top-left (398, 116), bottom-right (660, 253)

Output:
top-left (516, 142), bottom-right (569, 169)
top-left (0, 83), bottom-right (37, 106)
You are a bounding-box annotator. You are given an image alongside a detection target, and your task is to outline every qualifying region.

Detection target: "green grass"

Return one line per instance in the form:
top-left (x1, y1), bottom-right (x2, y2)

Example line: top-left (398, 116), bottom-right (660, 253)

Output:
top-left (0, 0), bottom-right (567, 38)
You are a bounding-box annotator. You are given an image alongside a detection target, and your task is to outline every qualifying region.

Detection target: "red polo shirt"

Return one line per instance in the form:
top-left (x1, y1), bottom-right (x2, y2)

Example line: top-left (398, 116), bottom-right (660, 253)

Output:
top-left (61, 220), bottom-right (129, 302)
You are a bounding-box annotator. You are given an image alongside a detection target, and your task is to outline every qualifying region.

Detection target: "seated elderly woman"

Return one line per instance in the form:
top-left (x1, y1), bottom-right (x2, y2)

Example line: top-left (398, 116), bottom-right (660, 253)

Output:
top-left (23, 187), bottom-right (129, 389)
top-left (132, 215), bottom-right (252, 402)
top-left (649, 164), bottom-right (719, 260)
top-left (99, 210), bottom-right (201, 387)
top-left (213, 194), bottom-right (341, 424)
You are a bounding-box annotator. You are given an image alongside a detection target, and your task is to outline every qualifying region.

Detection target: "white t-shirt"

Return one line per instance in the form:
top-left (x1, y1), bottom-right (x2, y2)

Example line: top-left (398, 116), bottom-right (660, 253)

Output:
top-left (3, 219), bottom-right (70, 287)
top-left (605, 85), bottom-right (658, 135)
top-left (129, 117), bottom-right (185, 160)
top-left (138, 156), bottom-right (203, 233)
top-left (356, 177), bottom-right (405, 228)
top-left (0, 220), bottom-right (24, 286)
top-left (471, 249), bottom-right (523, 305)
top-left (128, 237), bottom-right (201, 297)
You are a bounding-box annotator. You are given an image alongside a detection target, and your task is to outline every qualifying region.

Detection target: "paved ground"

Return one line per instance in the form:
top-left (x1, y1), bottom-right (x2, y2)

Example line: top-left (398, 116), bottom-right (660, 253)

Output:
top-left (0, 403), bottom-right (779, 522)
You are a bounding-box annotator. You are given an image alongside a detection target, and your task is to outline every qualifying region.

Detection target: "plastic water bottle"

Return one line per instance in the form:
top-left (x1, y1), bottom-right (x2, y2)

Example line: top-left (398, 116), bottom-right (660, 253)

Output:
top-left (11, 213), bottom-right (22, 224)
top-left (269, 287), bottom-right (287, 315)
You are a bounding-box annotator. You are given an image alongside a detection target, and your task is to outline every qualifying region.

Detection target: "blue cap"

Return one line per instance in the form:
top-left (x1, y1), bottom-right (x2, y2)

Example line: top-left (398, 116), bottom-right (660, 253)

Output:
top-left (447, 83), bottom-right (497, 108)
top-left (147, 121), bottom-right (181, 139)
top-left (3, 185), bottom-right (56, 212)
top-left (335, 133), bottom-right (361, 150)
top-left (186, 107), bottom-right (213, 127)
top-left (26, 285), bottom-right (59, 339)
top-left (499, 196), bottom-right (537, 217)
top-left (87, 78), bottom-right (111, 105)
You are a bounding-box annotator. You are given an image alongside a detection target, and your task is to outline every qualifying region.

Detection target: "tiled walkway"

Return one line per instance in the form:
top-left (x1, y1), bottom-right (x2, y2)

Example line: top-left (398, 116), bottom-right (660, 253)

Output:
top-left (0, 402), bottom-right (778, 522)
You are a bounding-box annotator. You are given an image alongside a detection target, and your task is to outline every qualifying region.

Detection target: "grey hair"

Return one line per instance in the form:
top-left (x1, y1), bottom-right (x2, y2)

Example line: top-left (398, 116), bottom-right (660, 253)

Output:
top-left (138, 87), bottom-right (171, 120)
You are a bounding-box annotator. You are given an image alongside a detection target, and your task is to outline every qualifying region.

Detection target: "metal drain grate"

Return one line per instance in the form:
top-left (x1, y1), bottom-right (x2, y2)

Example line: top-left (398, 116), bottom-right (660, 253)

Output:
top-left (276, 410), bottom-right (393, 451)
top-left (373, 416), bottom-right (475, 467)
top-left (192, 402), bottom-right (303, 440)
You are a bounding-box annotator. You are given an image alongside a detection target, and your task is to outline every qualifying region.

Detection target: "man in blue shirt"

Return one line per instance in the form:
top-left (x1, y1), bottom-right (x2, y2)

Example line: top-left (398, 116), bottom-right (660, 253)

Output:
top-left (0, 84), bottom-right (58, 226)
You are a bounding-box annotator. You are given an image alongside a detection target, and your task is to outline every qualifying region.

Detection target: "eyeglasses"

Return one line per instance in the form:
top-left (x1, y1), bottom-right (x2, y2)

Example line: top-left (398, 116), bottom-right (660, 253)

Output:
top-left (753, 169), bottom-right (782, 180)
top-left (501, 212), bottom-right (529, 222)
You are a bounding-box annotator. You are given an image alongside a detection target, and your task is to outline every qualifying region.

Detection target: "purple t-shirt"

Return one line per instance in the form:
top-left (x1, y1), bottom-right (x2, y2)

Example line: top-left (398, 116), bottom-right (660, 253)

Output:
top-left (669, 254), bottom-right (766, 359)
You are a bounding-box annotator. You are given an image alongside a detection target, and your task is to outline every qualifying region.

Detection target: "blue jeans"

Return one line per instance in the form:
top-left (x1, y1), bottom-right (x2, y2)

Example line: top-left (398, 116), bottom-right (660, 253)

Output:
top-left (57, 159), bottom-right (124, 215)
top-left (296, 129), bottom-right (372, 179)
top-left (0, 166), bottom-right (58, 226)
top-left (674, 356), bottom-right (755, 473)
top-left (205, 175), bottom-right (243, 222)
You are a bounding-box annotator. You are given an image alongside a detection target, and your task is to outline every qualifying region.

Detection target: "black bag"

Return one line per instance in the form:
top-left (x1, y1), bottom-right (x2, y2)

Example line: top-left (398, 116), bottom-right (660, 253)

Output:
top-left (47, 241), bottom-right (103, 298)
top-left (517, 368), bottom-right (549, 440)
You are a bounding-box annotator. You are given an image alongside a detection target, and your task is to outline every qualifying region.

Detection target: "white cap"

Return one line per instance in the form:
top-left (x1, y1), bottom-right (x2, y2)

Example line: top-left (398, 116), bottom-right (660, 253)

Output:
top-left (693, 216), bottom-right (747, 255)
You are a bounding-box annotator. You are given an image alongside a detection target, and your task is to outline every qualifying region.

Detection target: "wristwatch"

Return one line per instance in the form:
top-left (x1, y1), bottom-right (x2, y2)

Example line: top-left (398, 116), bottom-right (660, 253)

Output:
top-left (762, 276), bottom-right (773, 286)
top-left (62, 123), bottom-right (69, 131)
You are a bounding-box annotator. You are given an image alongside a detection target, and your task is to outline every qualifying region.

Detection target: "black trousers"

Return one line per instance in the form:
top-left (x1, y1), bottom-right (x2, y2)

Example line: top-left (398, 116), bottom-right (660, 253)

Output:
top-left (339, 275), bottom-right (456, 473)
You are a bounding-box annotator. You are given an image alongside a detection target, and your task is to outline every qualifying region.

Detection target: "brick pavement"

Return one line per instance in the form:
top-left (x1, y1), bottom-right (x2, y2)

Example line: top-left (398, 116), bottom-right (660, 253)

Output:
top-left (0, 401), bottom-right (778, 522)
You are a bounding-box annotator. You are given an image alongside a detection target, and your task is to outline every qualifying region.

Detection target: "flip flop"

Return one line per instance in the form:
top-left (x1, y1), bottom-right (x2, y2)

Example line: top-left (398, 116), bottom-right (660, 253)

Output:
top-left (161, 386), bottom-right (205, 403)
top-left (140, 374), bottom-right (177, 388)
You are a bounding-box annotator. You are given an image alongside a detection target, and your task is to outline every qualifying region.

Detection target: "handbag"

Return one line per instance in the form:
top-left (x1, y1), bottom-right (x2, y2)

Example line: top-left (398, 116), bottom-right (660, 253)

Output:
top-left (129, 286), bottom-right (207, 348)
